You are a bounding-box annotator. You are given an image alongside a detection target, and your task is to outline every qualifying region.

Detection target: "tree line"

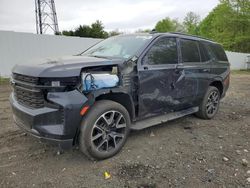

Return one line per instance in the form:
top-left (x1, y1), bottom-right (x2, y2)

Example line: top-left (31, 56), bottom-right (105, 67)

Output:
top-left (58, 0), bottom-right (250, 53)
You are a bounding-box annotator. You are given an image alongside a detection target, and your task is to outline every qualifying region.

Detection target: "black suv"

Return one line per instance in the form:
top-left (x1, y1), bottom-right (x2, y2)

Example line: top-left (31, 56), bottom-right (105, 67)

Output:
top-left (10, 33), bottom-right (230, 160)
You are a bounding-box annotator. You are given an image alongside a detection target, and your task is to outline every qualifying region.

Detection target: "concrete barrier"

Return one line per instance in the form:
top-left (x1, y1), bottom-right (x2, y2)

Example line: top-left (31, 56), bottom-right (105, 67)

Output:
top-left (226, 51), bottom-right (250, 70)
top-left (1, 30), bottom-right (249, 77)
top-left (0, 31), bottom-right (101, 77)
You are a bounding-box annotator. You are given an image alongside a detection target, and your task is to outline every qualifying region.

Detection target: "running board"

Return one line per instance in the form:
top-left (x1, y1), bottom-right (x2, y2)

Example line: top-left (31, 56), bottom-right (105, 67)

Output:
top-left (130, 107), bottom-right (199, 130)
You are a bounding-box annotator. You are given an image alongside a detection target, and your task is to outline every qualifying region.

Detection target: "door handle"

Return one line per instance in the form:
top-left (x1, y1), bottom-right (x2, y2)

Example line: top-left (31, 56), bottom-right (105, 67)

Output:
top-left (143, 66), bottom-right (148, 70)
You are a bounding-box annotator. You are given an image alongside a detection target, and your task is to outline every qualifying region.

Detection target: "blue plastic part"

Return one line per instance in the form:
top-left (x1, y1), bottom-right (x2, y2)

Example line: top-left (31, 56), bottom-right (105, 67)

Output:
top-left (82, 73), bottom-right (119, 91)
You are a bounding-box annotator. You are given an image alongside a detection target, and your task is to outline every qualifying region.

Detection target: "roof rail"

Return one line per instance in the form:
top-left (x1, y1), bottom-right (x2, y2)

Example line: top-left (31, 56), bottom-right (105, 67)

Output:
top-left (168, 32), bottom-right (213, 42)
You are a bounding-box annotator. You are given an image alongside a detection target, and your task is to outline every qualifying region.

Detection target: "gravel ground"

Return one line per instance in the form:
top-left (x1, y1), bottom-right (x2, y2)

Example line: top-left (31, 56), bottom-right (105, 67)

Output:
top-left (0, 73), bottom-right (249, 188)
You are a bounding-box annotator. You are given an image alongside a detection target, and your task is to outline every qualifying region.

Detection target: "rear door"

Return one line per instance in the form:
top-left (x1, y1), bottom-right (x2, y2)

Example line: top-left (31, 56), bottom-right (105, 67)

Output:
top-left (137, 36), bottom-right (183, 119)
top-left (177, 38), bottom-right (212, 107)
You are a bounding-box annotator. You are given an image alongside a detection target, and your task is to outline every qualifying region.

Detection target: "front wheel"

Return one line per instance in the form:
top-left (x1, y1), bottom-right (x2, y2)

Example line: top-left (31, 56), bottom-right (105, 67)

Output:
top-left (196, 86), bottom-right (221, 119)
top-left (79, 100), bottom-right (130, 160)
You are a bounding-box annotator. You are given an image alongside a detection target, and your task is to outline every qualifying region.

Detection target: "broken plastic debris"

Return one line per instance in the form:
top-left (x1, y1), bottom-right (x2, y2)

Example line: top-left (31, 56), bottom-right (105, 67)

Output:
top-left (150, 132), bottom-right (155, 137)
top-left (104, 171), bottom-right (111, 179)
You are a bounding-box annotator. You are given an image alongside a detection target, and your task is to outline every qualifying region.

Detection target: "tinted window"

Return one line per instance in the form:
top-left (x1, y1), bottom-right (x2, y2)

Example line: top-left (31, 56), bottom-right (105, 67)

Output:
top-left (199, 42), bottom-right (210, 62)
top-left (180, 39), bottom-right (201, 63)
top-left (207, 43), bottom-right (228, 61)
top-left (143, 37), bottom-right (178, 65)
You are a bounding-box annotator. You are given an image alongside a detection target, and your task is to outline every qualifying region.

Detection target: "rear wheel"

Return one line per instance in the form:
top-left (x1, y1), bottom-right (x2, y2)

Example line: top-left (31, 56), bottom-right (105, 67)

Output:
top-left (196, 86), bottom-right (221, 119)
top-left (79, 100), bottom-right (130, 160)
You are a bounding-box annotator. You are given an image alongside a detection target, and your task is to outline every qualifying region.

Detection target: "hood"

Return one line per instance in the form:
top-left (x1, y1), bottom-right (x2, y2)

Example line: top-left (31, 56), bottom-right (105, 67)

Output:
top-left (12, 55), bottom-right (124, 78)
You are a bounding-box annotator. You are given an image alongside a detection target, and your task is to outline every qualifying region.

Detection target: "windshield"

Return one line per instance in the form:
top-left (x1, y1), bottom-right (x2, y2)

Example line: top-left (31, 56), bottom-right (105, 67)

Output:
top-left (82, 35), bottom-right (153, 59)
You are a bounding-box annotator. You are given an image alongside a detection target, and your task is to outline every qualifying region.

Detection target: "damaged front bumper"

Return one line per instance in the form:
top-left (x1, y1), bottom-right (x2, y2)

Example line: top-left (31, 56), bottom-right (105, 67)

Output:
top-left (9, 89), bottom-right (88, 149)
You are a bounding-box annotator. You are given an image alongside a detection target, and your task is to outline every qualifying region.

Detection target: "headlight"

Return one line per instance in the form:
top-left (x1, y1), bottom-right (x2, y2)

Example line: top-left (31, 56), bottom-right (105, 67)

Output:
top-left (40, 77), bottom-right (79, 87)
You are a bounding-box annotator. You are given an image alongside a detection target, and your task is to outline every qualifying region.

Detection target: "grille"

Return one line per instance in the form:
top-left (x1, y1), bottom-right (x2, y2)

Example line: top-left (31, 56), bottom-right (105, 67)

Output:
top-left (14, 86), bottom-right (45, 108)
top-left (12, 73), bottom-right (44, 108)
top-left (13, 73), bottom-right (39, 85)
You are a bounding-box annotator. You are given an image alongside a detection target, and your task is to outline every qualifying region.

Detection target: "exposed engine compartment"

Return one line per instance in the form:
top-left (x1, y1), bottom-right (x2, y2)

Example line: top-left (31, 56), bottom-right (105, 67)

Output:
top-left (80, 65), bottom-right (119, 92)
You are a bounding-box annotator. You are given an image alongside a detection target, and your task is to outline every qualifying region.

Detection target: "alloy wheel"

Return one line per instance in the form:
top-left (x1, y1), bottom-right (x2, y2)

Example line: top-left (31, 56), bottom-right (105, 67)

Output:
top-left (206, 90), bottom-right (220, 116)
top-left (91, 110), bottom-right (127, 152)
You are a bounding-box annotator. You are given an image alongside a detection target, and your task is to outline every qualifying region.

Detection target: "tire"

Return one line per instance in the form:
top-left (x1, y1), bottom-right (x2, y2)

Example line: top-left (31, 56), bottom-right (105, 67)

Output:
top-left (79, 100), bottom-right (130, 160)
top-left (196, 86), bottom-right (221, 119)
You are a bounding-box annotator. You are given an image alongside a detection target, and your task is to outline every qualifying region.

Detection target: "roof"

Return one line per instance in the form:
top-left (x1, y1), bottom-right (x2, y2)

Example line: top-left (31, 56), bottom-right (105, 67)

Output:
top-left (155, 32), bottom-right (216, 43)
top-left (117, 32), bottom-right (217, 44)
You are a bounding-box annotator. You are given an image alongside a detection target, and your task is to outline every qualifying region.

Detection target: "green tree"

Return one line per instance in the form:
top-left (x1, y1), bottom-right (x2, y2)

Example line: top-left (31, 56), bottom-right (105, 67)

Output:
top-left (226, 0), bottom-right (250, 52)
top-left (155, 17), bottom-right (184, 32)
top-left (90, 20), bottom-right (108, 38)
top-left (199, 0), bottom-right (250, 52)
top-left (183, 12), bottom-right (200, 35)
top-left (199, 2), bottom-right (235, 48)
top-left (61, 20), bottom-right (108, 39)
top-left (74, 25), bottom-right (91, 37)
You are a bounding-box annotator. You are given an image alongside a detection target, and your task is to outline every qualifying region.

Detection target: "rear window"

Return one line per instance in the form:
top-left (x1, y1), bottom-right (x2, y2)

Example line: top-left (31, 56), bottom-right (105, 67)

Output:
top-left (180, 39), bottom-right (201, 63)
top-left (204, 42), bottom-right (228, 61)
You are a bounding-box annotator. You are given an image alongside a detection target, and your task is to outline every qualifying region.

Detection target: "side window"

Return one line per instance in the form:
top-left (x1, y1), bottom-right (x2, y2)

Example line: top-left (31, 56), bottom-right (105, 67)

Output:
top-left (143, 37), bottom-right (178, 65)
top-left (199, 42), bottom-right (210, 62)
top-left (208, 43), bottom-right (228, 61)
top-left (180, 39), bottom-right (201, 63)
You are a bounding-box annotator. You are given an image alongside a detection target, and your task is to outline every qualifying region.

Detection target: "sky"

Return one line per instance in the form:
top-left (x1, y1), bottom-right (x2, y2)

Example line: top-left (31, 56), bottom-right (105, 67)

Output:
top-left (0, 0), bottom-right (219, 34)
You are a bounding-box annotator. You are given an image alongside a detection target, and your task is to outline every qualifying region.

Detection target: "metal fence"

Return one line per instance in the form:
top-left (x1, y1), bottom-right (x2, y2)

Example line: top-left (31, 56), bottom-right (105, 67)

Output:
top-left (0, 30), bottom-right (250, 77)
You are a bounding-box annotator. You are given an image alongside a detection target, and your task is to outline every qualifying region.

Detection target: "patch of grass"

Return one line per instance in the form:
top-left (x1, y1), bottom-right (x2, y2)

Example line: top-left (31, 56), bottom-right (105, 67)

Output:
top-left (0, 77), bottom-right (10, 85)
top-left (231, 69), bottom-right (250, 75)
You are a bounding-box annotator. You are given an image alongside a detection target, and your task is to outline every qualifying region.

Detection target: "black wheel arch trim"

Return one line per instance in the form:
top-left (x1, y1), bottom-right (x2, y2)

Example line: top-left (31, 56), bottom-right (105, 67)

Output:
top-left (74, 88), bottom-right (135, 145)
top-left (209, 76), bottom-right (225, 97)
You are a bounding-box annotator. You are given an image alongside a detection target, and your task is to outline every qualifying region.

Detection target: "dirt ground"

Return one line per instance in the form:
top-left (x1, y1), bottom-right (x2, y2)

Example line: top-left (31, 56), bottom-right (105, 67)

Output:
top-left (0, 73), bottom-right (249, 188)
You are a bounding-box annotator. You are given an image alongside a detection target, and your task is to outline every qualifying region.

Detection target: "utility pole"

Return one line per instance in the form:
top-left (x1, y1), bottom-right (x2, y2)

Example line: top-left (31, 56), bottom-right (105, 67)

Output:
top-left (35, 0), bottom-right (59, 34)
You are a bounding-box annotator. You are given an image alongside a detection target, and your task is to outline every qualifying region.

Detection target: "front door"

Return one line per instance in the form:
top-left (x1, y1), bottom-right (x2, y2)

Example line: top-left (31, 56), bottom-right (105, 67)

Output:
top-left (137, 37), bottom-right (185, 119)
